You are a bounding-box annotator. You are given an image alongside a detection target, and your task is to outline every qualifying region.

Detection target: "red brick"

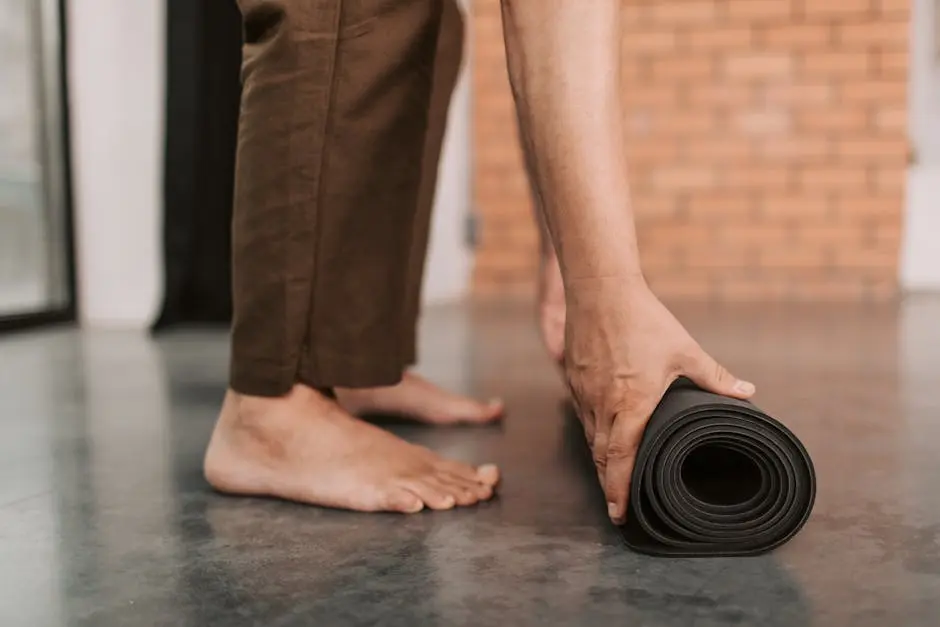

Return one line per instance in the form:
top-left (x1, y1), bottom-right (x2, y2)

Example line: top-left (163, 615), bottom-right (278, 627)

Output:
top-left (480, 224), bottom-right (539, 248)
top-left (649, 1), bottom-right (718, 25)
top-left (474, 248), bottom-right (536, 273)
top-left (758, 246), bottom-right (828, 269)
top-left (761, 23), bottom-right (832, 48)
top-left (758, 136), bottom-right (832, 160)
top-left (621, 3), bottom-right (646, 27)
top-left (832, 247), bottom-right (899, 271)
top-left (801, 51), bottom-right (872, 77)
top-left (876, 50), bottom-right (909, 77)
top-left (762, 82), bottom-right (833, 107)
top-left (716, 225), bottom-right (794, 247)
top-left (796, 108), bottom-right (869, 132)
top-left (802, 0), bottom-right (871, 18)
top-left (641, 223), bottom-right (716, 247)
top-left (650, 56), bottom-right (715, 80)
top-left (841, 79), bottom-right (907, 103)
top-left (724, 53), bottom-right (793, 78)
top-left (874, 0), bottom-right (912, 17)
top-left (722, 166), bottom-right (794, 190)
top-left (687, 84), bottom-right (756, 107)
top-left (683, 138), bottom-right (754, 160)
top-left (653, 109), bottom-right (720, 135)
top-left (874, 107), bottom-right (906, 131)
top-left (652, 165), bottom-right (718, 190)
top-left (797, 166), bottom-right (868, 191)
top-left (471, 0), bottom-right (908, 301)
top-left (686, 193), bottom-right (758, 220)
top-left (626, 138), bottom-right (681, 163)
top-left (795, 224), bottom-right (867, 244)
top-left (621, 59), bottom-right (649, 82)
top-left (831, 193), bottom-right (900, 218)
top-left (695, 246), bottom-right (756, 269)
top-left (475, 141), bottom-right (523, 169)
top-left (687, 27), bottom-right (754, 50)
top-left (733, 110), bottom-right (791, 136)
top-left (873, 166), bottom-right (907, 192)
top-left (836, 137), bottom-right (909, 162)
top-left (623, 85), bottom-right (681, 108)
top-left (758, 195), bottom-right (832, 219)
top-left (836, 20), bottom-right (909, 49)
top-left (726, 0), bottom-right (794, 22)
top-left (639, 247), bottom-right (688, 273)
top-left (633, 194), bottom-right (685, 219)
top-left (627, 165), bottom-right (656, 192)
top-left (868, 221), bottom-right (904, 245)
top-left (647, 276), bottom-right (713, 300)
top-left (623, 30), bottom-right (678, 55)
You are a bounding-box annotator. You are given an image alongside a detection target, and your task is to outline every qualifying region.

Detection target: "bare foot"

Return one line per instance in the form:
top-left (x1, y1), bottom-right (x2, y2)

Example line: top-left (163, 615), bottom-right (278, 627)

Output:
top-left (538, 250), bottom-right (566, 363)
top-left (204, 385), bottom-right (500, 512)
top-left (336, 372), bottom-right (503, 425)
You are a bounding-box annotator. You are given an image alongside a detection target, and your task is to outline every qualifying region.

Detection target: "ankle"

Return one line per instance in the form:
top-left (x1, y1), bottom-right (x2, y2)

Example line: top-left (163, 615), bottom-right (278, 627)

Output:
top-left (224, 384), bottom-right (329, 425)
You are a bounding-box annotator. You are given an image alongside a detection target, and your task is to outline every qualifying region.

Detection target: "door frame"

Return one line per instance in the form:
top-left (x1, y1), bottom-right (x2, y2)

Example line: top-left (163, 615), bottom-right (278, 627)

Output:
top-left (0, 0), bottom-right (78, 333)
top-left (900, 0), bottom-right (940, 291)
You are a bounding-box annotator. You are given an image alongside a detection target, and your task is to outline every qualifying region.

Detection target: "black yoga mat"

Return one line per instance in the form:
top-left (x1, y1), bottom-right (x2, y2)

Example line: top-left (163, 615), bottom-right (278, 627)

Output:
top-left (616, 378), bottom-right (816, 557)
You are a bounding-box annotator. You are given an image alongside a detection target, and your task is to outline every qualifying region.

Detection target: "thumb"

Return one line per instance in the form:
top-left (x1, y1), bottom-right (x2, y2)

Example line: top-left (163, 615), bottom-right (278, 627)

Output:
top-left (683, 348), bottom-right (755, 399)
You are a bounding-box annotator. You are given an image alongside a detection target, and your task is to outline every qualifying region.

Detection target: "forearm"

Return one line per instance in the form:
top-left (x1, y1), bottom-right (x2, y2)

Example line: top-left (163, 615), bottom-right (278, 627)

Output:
top-left (500, 0), bottom-right (640, 283)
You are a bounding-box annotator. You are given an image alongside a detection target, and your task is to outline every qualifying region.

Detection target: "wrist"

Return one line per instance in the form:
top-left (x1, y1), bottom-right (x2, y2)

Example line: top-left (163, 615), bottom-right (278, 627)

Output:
top-left (564, 271), bottom-right (648, 295)
top-left (552, 220), bottom-right (642, 288)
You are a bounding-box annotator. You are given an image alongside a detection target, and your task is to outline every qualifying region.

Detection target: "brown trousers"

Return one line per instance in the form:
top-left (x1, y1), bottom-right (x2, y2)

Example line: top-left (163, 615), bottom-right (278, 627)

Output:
top-left (230, 0), bottom-right (465, 396)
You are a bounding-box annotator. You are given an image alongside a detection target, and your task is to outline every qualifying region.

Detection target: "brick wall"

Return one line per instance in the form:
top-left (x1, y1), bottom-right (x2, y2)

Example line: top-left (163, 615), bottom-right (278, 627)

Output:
top-left (471, 0), bottom-right (911, 301)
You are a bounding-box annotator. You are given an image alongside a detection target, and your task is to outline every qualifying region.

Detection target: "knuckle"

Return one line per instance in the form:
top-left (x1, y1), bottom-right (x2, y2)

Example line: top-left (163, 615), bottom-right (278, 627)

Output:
top-left (606, 439), bottom-right (634, 460)
top-left (713, 360), bottom-right (728, 382)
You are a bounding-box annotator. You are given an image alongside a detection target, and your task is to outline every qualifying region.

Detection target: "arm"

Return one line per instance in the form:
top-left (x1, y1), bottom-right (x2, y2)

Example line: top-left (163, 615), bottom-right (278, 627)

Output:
top-left (500, 0), bottom-right (755, 523)
top-left (501, 0), bottom-right (638, 281)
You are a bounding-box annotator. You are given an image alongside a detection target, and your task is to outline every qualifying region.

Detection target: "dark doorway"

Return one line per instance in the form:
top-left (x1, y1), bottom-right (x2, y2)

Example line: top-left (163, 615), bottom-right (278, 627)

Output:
top-left (153, 0), bottom-right (242, 331)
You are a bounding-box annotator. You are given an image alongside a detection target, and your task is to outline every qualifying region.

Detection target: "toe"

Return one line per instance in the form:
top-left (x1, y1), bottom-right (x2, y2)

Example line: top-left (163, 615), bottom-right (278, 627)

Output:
top-left (443, 472), bottom-right (493, 502)
top-left (434, 457), bottom-right (483, 482)
top-left (474, 398), bottom-right (505, 422)
top-left (439, 476), bottom-right (480, 506)
top-left (476, 464), bottom-right (501, 487)
top-left (447, 397), bottom-right (504, 424)
top-left (403, 478), bottom-right (457, 511)
top-left (385, 489), bottom-right (425, 514)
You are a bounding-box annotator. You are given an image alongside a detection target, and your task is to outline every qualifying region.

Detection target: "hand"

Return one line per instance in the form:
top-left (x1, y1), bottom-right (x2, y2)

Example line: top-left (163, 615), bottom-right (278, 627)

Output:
top-left (563, 275), bottom-right (755, 524)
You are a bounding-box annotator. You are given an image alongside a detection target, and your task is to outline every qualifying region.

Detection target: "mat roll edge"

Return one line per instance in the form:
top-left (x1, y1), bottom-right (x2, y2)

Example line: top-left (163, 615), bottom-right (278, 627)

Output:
top-left (619, 378), bottom-right (816, 557)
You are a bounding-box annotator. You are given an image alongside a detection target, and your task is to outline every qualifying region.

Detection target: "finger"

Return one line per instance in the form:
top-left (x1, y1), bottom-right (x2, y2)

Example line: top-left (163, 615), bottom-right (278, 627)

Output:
top-left (591, 430), bottom-right (609, 487)
top-left (589, 407), bottom-right (610, 473)
top-left (582, 415), bottom-right (596, 444)
top-left (683, 347), bottom-right (755, 399)
top-left (603, 411), bottom-right (648, 524)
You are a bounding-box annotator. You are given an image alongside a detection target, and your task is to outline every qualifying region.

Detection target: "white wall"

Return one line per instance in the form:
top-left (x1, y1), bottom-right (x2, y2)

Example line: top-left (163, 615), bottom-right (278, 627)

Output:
top-left (900, 0), bottom-right (940, 291)
top-left (423, 3), bottom-right (473, 304)
top-left (68, 1), bottom-right (471, 329)
top-left (68, 0), bottom-right (165, 327)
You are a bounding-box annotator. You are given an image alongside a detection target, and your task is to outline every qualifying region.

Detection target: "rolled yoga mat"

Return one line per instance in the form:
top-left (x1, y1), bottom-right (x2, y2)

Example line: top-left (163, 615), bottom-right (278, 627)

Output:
top-left (618, 378), bottom-right (816, 557)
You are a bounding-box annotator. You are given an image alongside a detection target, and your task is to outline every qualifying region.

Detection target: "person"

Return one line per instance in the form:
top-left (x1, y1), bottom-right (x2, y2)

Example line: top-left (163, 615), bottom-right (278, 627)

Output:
top-left (204, 0), bottom-right (756, 525)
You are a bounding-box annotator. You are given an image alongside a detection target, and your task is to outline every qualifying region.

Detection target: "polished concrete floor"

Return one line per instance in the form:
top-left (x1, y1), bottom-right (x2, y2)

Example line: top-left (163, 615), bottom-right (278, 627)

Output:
top-left (2, 298), bottom-right (940, 626)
